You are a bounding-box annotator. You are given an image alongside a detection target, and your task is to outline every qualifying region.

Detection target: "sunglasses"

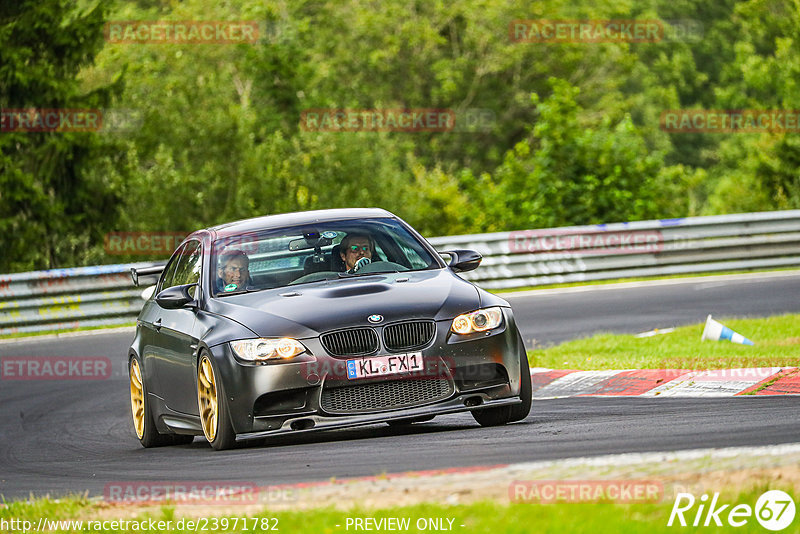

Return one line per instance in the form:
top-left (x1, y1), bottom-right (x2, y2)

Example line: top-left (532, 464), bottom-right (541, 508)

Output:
top-left (347, 245), bottom-right (370, 253)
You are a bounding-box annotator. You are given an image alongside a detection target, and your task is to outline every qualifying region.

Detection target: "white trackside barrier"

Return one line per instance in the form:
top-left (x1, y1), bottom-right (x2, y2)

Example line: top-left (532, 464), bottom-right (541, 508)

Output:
top-left (701, 314), bottom-right (754, 345)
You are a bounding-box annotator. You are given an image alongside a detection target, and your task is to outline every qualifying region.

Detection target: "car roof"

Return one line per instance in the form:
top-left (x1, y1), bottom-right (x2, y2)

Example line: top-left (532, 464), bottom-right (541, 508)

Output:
top-left (207, 208), bottom-right (396, 236)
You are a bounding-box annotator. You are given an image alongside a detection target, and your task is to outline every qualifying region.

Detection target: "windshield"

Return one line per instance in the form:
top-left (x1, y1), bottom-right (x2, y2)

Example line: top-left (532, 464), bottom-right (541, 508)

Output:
top-left (211, 218), bottom-right (441, 296)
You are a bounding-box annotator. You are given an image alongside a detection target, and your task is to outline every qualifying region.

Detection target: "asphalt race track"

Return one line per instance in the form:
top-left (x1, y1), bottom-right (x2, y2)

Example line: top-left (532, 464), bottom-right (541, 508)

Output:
top-left (1, 272), bottom-right (799, 500)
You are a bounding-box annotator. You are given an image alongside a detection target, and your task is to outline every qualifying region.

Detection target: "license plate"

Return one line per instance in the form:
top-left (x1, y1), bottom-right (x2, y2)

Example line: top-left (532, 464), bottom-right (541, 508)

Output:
top-left (346, 352), bottom-right (423, 379)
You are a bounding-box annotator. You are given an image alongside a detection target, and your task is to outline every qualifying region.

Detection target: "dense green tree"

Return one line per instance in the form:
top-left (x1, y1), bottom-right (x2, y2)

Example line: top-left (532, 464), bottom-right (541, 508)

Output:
top-left (0, 0), bottom-right (121, 272)
top-left (703, 0), bottom-right (800, 212)
top-left (2, 0), bottom-right (799, 271)
top-left (471, 79), bottom-right (690, 230)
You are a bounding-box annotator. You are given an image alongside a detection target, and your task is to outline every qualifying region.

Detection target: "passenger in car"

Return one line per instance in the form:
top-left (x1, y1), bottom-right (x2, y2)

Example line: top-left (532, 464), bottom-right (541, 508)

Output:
top-left (217, 249), bottom-right (252, 291)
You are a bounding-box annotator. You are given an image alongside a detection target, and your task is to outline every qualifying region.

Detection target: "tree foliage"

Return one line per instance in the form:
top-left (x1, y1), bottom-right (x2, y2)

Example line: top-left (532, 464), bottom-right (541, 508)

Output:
top-left (0, 0), bottom-right (119, 272)
top-left (2, 0), bottom-right (800, 271)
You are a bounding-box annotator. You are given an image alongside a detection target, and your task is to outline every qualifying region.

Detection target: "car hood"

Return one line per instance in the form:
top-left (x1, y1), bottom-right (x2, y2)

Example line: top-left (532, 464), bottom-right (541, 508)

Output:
top-left (205, 269), bottom-right (481, 338)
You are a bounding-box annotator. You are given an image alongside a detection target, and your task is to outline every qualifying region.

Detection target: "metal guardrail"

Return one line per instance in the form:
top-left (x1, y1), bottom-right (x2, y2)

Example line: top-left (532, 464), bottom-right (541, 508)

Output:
top-left (2, 210), bottom-right (799, 335)
top-left (429, 210), bottom-right (800, 289)
top-left (0, 263), bottom-right (164, 336)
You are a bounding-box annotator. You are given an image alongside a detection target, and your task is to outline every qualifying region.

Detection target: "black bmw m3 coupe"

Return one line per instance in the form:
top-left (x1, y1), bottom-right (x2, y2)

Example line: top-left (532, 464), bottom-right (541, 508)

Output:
top-left (128, 208), bottom-right (531, 450)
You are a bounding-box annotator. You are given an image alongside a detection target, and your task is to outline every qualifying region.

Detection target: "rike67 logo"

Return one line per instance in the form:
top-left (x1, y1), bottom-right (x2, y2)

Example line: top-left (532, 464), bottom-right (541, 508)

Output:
top-left (668, 490), bottom-right (796, 531)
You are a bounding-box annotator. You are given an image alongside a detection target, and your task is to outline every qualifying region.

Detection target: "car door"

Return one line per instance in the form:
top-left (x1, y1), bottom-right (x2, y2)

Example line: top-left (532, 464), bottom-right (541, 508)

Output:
top-left (137, 244), bottom-right (183, 399)
top-left (150, 239), bottom-right (203, 415)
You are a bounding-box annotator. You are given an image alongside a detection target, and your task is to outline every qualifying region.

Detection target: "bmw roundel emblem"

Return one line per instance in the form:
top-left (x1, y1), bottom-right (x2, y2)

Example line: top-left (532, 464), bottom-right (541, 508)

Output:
top-left (368, 314), bottom-right (384, 324)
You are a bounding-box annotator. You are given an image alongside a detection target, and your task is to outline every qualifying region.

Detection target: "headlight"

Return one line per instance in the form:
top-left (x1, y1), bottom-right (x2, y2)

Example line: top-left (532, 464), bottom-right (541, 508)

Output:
top-left (451, 307), bottom-right (503, 334)
top-left (230, 338), bottom-right (306, 361)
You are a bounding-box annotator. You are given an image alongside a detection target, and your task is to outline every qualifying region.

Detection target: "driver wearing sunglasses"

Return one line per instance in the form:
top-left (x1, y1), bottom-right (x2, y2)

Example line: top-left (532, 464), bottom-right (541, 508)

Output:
top-left (339, 233), bottom-right (374, 273)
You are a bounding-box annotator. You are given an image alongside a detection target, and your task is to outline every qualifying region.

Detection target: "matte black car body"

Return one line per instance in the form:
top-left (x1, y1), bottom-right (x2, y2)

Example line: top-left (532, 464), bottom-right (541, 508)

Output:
top-left (128, 208), bottom-right (531, 449)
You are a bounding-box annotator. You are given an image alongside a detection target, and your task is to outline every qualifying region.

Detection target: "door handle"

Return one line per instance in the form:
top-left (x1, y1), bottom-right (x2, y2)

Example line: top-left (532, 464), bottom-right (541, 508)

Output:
top-left (154, 318), bottom-right (162, 332)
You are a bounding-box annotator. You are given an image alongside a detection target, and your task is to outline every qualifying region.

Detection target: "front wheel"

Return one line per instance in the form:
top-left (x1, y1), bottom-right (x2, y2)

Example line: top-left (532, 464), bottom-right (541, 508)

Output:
top-left (197, 353), bottom-right (237, 450)
top-left (472, 344), bottom-right (532, 426)
top-left (509, 344), bottom-right (532, 422)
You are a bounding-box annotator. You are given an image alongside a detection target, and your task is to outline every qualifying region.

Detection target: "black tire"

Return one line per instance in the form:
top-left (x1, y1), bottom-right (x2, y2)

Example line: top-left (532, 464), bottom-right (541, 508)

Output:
top-left (386, 415), bottom-right (435, 427)
top-left (197, 353), bottom-right (237, 451)
top-left (509, 343), bottom-right (532, 422)
top-left (472, 340), bottom-right (532, 427)
top-left (471, 403), bottom-right (513, 427)
top-left (129, 357), bottom-right (175, 448)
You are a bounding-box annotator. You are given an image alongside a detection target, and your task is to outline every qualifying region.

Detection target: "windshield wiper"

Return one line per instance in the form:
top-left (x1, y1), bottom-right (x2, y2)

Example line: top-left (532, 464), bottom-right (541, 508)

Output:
top-left (215, 287), bottom-right (262, 297)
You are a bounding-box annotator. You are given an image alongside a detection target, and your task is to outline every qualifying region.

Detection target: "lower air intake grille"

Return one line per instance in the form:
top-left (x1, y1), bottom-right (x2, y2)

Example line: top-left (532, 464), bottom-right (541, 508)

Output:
top-left (320, 328), bottom-right (378, 356)
top-left (383, 320), bottom-right (435, 351)
top-left (321, 378), bottom-right (454, 414)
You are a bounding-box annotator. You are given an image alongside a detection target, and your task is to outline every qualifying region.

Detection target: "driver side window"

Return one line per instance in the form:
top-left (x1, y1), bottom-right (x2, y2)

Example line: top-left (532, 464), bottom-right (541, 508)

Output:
top-left (173, 241), bottom-right (202, 287)
top-left (159, 245), bottom-right (183, 291)
top-left (161, 241), bottom-right (202, 291)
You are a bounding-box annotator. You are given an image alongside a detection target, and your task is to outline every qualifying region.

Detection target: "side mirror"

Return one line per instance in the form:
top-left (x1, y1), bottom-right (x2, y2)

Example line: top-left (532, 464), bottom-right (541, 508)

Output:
top-left (442, 249), bottom-right (482, 273)
top-left (155, 284), bottom-right (198, 310)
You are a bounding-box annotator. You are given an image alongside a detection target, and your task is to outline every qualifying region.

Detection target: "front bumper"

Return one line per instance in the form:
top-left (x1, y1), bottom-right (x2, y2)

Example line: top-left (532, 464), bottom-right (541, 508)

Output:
top-left (208, 308), bottom-right (525, 439)
top-left (236, 393), bottom-right (522, 441)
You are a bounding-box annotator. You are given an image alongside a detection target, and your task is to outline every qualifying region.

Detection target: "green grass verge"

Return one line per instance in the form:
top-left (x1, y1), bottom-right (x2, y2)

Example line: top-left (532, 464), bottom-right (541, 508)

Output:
top-left (529, 313), bottom-right (800, 370)
top-left (2, 487), bottom-right (795, 533)
top-left (493, 266), bottom-right (800, 294)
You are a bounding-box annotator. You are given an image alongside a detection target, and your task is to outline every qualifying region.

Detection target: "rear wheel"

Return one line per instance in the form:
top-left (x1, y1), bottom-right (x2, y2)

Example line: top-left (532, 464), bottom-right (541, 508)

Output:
top-left (472, 343), bottom-right (532, 426)
top-left (197, 353), bottom-right (236, 451)
top-left (130, 357), bottom-right (184, 447)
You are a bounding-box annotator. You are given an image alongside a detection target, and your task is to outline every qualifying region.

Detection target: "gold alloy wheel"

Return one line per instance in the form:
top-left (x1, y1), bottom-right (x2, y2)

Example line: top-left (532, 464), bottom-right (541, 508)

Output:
top-left (129, 359), bottom-right (145, 439)
top-left (198, 356), bottom-right (218, 442)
